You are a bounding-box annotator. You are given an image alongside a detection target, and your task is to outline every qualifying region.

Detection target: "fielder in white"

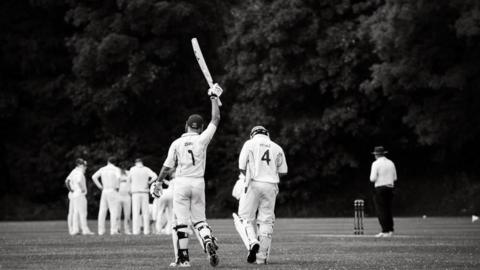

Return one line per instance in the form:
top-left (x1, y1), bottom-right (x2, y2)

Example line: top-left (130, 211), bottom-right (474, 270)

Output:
top-left (65, 158), bottom-right (94, 235)
top-left (92, 157), bottom-right (121, 235)
top-left (235, 126), bottom-right (287, 264)
top-left (153, 173), bottom-right (175, 235)
top-left (129, 158), bottom-right (157, 235)
top-left (66, 182), bottom-right (74, 234)
top-left (154, 84), bottom-right (223, 267)
top-left (118, 166), bottom-right (132, 234)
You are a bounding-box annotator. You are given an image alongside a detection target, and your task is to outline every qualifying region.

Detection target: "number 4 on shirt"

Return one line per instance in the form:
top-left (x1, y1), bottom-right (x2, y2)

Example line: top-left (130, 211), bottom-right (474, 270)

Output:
top-left (261, 150), bottom-right (271, 165)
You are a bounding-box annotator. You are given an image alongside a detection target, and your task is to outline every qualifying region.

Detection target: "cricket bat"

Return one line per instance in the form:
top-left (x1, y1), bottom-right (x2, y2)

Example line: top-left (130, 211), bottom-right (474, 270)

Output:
top-left (191, 38), bottom-right (222, 106)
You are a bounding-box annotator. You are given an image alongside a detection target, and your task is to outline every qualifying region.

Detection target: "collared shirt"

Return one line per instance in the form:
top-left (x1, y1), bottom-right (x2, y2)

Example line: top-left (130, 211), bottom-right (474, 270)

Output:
top-left (163, 123), bottom-right (217, 178)
top-left (92, 163), bottom-right (121, 190)
top-left (129, 164), bottom-right (157, 192)
top-left (239, 134), bottom-right (288, 184)
top-left (370, 156), bottom-right (397, 188)
top-left (66, 167), bottom-right (87, 197)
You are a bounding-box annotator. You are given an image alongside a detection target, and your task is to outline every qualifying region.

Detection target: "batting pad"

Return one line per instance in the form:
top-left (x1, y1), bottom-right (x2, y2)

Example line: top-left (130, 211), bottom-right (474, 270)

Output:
top-left (258, 223), bottom-right (273, 263)
top-left (233, 213), bottom-right (250, 250)
top-left (193, 223), bottom-right (206, 252)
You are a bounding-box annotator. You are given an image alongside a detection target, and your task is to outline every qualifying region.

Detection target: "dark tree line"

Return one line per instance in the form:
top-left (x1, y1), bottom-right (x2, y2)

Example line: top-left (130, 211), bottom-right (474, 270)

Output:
top-left (1, 0), bottom-right (479, 220)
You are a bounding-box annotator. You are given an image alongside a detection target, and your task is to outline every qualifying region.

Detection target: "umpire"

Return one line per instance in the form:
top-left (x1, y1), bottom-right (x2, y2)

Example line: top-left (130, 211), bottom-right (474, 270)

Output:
top-left (370, 146), bottom-right (397, 237)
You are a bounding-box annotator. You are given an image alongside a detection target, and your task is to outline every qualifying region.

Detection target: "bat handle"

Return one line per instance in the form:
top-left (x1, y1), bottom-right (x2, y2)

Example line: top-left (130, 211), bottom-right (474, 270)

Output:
top-left (209, 82), bottom-right (222, 106)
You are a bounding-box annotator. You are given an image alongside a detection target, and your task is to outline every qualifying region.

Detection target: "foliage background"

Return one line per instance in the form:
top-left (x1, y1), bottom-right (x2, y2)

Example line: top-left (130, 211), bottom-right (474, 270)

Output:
top-left (1, 0), bottom-right (479, 220)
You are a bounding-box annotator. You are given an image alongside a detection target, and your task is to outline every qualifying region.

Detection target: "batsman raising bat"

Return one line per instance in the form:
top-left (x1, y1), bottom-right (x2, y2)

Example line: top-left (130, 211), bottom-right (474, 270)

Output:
top-left (154, 83), bottom-right (223, 268)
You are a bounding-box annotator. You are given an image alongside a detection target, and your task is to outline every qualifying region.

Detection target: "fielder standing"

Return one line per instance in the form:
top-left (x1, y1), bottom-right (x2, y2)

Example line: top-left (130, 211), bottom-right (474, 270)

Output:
top-left (66, 158), bottom-right (94, 235)
top-left (129, 158), bottom-right (157, 235)
top-left (370, 146), bottom-right (397, 237)
top-left (66, 179), bottom-right (74, 234)
top-left (152, 173), bottom-right (174, 235)
top-left (236, 126), bottom-right (287, 264)
top-left (154, 83), bottom-right (223, 267)
top-left (118, 165), bottom-right (132, 234)
top-left (92, 157), bottom-right (121, 235)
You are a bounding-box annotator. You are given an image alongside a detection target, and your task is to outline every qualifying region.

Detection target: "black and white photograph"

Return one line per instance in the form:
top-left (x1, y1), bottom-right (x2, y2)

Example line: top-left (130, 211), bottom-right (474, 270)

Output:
top-left (1, 0), bottom-right (480, 269)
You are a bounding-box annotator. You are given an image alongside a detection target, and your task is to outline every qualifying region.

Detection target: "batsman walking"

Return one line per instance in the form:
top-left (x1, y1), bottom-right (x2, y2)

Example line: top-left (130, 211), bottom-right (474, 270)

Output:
top-left (154, 83), bottom-right (223, 267)
top-left (235, 126), bottom-right (288, 264)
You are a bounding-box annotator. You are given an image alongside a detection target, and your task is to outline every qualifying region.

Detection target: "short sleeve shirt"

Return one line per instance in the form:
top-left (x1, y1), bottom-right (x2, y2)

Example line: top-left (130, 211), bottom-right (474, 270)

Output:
top-left (163, 123), bottom-right (217, 178)
top-left (239, 134), bottom-right (287, 184)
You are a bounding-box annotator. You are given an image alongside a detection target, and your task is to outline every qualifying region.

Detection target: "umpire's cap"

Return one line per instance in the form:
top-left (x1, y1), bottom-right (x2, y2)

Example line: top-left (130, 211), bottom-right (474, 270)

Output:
top-left (250, 126), bottom-right (269, 138)
top-left (186, 114), bottom-right (204, 129)
top-left (372, 146), bottom-right (388, 155)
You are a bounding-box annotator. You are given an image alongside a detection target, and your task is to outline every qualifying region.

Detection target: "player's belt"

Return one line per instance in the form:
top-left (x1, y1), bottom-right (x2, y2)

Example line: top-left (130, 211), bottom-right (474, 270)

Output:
top-left (131, 191), bottom-right (149, 194)
top-left (103, 188), bottom-right (119, 192)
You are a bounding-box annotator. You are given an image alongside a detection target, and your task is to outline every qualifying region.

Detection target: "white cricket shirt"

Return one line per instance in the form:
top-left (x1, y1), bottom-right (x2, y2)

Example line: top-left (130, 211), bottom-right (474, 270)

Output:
top-left (118, 171), bottom-right (131, 195)
top-left (163, 123), bottom-right (217, 178)
top-left (66, 167), bottom-right (87, 198)
top-left (92, 163), bottom-right (121, 190)
top-left (129, 164), bottom-right (157, 192)
top-left (239, 134), bottom-right (288, 184)
top-left (370, 156), bottom-right (397, 188)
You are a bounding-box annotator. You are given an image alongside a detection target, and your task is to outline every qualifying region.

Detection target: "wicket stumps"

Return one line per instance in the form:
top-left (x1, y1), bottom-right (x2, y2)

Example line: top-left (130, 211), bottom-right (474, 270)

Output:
top-left (354, 199), bottom-right (364, 235)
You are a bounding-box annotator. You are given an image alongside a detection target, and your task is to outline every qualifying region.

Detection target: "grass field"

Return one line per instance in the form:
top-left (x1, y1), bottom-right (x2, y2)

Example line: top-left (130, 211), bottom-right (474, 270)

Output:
top-left (1, 217), bottom-right (479, 269)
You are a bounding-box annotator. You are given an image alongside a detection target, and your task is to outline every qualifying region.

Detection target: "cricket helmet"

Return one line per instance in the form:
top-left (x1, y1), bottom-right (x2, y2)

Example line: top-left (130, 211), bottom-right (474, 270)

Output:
top-left (250, 126), bottom-right (269, 138)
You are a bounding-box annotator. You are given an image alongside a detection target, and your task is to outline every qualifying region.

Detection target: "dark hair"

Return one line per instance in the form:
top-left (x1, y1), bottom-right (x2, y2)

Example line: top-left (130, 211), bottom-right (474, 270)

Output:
top-left (75, 158), bottom-right (87, 166)
top-left (108, 156), bottom-right (117, 165)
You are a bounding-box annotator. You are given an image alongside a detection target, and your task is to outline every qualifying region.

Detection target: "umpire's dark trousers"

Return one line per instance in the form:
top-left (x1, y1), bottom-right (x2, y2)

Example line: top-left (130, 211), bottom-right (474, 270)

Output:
top-left (374, 186), bottom-right (394, 233)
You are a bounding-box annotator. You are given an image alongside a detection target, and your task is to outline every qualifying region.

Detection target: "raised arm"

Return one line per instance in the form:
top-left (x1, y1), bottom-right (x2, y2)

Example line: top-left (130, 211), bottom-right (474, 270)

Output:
top-left (208, 84), bottom-right (222, 127)
top-left (210, 97), bottom-right (221, 126)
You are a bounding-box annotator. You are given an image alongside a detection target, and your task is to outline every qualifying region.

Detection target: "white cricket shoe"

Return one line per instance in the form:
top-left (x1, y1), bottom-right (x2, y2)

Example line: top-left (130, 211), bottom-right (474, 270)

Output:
top-left (177, 261), bottom-right (191, 267)
top-left (383, 232), bottom-right (393, 237)
top-left (256, 253), bottom-right (267, 264)
top-left (374, 232), bottom-right (386, 238)
top-left (82, 231), bottom-right (94, 235)
top-left (256, 257), bottom-right (267, 265)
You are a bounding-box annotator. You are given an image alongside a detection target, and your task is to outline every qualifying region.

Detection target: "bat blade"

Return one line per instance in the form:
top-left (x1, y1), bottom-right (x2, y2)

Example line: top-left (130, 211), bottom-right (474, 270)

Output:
top-left (191, 38), bottom-right (222, 106)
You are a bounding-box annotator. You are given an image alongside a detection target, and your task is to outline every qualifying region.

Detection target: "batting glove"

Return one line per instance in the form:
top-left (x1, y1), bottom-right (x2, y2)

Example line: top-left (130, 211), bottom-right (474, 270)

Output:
top-left (208, 83), bottom-right (223, 99)
top-left (150, 182), bottom-right (162, 198)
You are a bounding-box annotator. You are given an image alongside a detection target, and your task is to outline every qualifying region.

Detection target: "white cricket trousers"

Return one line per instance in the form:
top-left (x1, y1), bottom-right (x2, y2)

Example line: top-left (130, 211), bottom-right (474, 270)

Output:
top-left (238, 181), bottom-right (278, 224)
top-left (98, 189), bottom-right (120, 235)
top-left (156, 189), bottom-right (173, 233)
top-left (118, 193), bottom-right (131, 233)
top-left (132, 192), bottom-right (150, 235)
top-left (67, 193), bottom-right (73, 234)
top-left (71, 194), bottom-right (91, 234)
top-left (173, 177), bottom-right (205, 225)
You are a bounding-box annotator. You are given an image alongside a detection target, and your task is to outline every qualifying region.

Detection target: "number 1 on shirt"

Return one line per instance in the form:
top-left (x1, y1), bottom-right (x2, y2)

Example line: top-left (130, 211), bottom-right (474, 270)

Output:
top-left (188, 150), bottom-right (196, 165)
